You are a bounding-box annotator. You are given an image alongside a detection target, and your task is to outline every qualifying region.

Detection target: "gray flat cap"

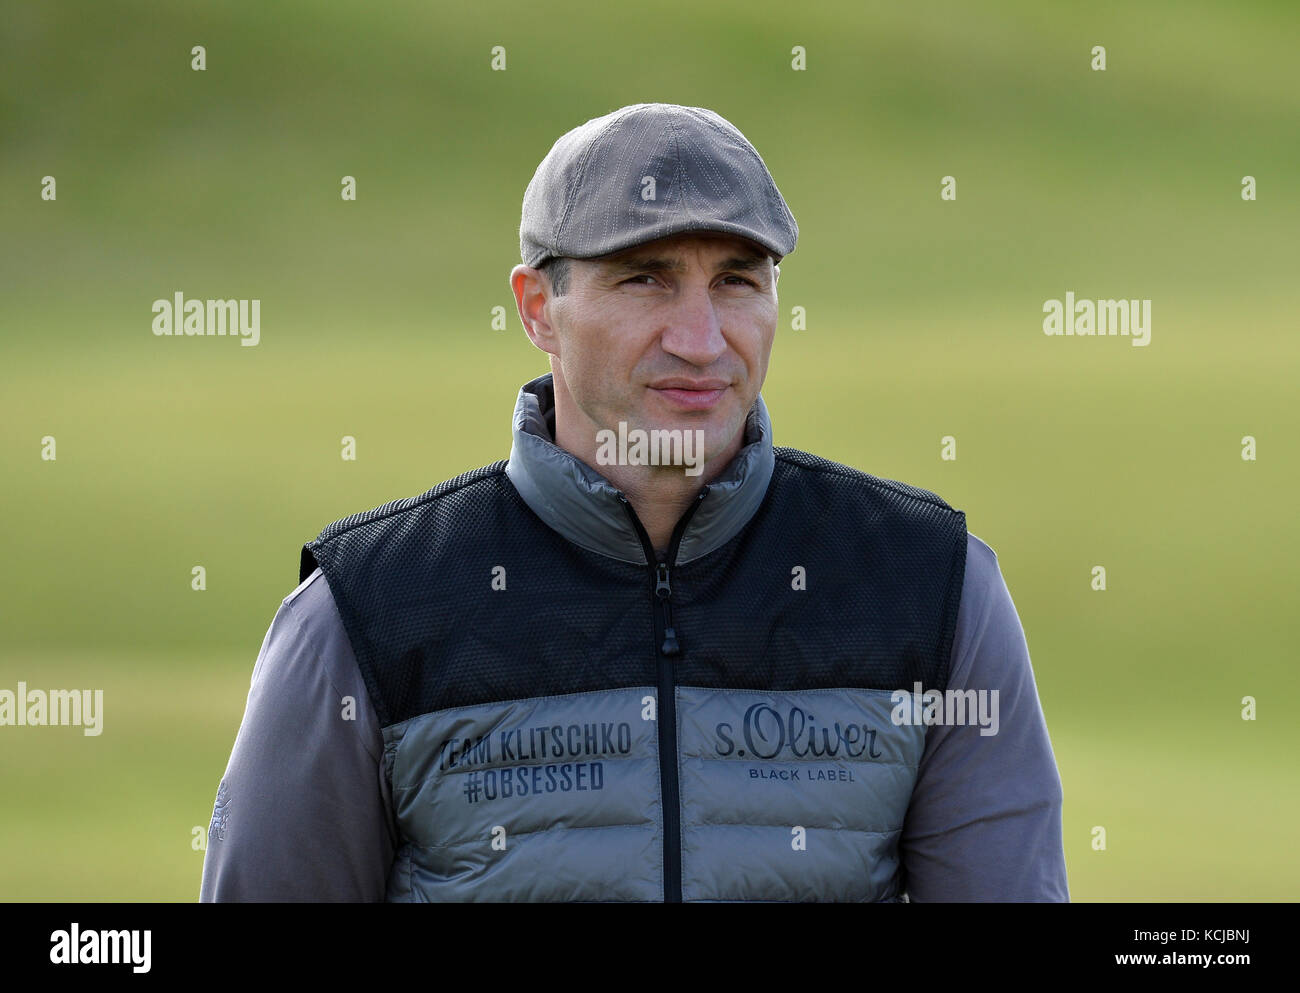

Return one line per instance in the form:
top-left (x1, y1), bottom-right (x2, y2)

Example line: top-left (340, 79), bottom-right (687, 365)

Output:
top-left (519, 102), bottom-right (798, 269)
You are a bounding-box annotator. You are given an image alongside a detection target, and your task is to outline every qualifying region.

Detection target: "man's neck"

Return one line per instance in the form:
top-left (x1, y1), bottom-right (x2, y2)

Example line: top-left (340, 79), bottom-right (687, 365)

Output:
top-left (559, 424), bottom-right (744, 557)
top-left (610, 464), bottom-right (722, 559)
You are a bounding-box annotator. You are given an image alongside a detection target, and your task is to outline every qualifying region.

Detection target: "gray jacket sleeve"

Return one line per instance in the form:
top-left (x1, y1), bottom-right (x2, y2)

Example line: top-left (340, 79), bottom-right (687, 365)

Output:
top-left (899, 532), bottom-right (1070, 902)
top-left (199, 569), bottom-right (397, 901)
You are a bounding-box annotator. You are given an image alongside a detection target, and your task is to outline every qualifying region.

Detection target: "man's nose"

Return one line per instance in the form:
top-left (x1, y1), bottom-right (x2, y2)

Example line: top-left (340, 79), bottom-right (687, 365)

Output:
top-left (659, 283), bottom-right (727, 366)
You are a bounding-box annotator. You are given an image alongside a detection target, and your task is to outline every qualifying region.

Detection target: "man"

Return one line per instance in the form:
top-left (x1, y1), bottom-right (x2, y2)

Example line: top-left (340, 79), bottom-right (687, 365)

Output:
top-left (200, 102), bottom-right (1068, 902)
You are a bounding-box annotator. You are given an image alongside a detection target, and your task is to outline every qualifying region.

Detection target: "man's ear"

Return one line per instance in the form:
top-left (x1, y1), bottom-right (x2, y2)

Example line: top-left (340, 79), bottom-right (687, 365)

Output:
top-left (510, 265), bottom-right (560, 357)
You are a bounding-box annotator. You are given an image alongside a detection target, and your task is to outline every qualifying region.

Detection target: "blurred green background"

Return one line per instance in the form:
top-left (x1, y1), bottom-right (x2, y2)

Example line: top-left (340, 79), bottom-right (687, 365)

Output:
top-left (2, 0), bottom-right (1296, 901)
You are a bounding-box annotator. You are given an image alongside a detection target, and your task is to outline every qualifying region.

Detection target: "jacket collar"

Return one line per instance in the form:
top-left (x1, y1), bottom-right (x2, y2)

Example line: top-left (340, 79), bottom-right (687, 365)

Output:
top-left (505, 372), bottom-right (775, 565)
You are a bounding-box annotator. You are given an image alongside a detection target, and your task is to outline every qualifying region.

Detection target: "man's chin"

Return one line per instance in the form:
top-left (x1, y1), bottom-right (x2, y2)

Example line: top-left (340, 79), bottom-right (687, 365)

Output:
top-left (660, 412), bottom-right (747, 472)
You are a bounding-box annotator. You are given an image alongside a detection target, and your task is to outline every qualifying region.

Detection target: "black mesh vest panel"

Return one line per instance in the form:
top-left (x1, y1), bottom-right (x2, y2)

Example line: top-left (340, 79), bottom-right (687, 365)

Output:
top-left (299, 447), bottom-right (968, 729)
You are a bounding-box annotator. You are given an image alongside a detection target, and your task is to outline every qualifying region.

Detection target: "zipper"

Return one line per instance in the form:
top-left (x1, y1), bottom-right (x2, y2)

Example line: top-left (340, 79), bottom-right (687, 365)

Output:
top-left (618, 486), bottom-right (709, 903)
top-left (654, 563), bottom-right (679, 656)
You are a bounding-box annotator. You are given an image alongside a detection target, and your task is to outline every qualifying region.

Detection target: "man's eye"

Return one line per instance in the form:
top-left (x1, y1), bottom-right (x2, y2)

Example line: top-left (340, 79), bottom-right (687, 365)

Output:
top-left (621, 274), bottom-right (753, 287)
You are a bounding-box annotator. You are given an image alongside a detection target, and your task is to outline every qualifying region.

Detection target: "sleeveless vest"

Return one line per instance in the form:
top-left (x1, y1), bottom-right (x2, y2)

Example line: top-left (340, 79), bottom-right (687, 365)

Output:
top-left (300, 447), bottom-right (967, 902)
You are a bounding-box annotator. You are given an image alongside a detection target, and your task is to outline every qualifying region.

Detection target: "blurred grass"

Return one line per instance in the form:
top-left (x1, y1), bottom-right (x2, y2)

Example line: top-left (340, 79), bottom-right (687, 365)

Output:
top-left (1, 0), bottom-right (1297, 900)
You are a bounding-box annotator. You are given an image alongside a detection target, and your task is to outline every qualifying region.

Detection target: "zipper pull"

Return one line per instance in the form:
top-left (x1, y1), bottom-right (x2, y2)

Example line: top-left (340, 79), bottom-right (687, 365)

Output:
top-left (661, 628), bottom-right (680, 656)
top-left (656, 563), bottom-right (681, 656)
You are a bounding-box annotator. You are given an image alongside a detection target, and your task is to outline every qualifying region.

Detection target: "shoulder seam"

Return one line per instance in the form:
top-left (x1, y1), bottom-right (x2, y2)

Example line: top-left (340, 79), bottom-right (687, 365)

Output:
top-left (284, 565), bottom-right (324, 607)
top-left (966, 531), bottom-right (999, 561)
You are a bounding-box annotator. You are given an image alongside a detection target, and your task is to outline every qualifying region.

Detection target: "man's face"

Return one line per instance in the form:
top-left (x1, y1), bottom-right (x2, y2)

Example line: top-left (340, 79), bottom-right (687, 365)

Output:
top-left (515, 231), bottom-right (780, 475)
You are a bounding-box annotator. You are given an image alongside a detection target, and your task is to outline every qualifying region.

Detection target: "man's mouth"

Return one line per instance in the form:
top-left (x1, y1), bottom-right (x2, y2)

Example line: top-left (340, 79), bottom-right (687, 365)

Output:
top-left (648, 380), bottom-right (729, 411)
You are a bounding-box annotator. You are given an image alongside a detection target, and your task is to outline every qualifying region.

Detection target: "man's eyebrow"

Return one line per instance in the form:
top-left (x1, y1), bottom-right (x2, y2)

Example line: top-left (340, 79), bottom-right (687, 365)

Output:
top-left (601, 256), bottom-right (683, 276)
top-left (599, 251), bottom-right (771, 278)
top-left (717, 254), bottom-right (771, 274)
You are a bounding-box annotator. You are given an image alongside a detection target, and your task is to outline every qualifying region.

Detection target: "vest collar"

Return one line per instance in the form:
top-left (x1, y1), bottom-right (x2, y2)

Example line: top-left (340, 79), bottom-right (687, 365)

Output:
top-left (505, 372), bottom-right (775, 565)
